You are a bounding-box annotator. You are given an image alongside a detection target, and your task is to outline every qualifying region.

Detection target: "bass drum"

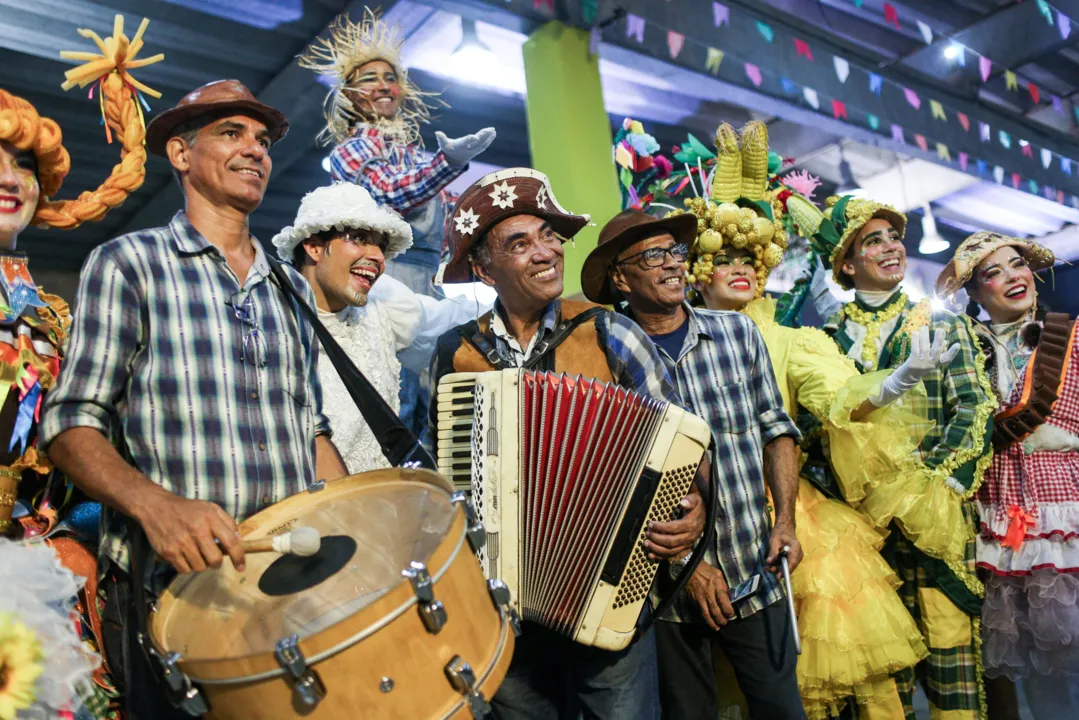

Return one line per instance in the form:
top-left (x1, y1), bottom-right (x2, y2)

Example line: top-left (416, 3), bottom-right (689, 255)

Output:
top-left (149, 468), bottom-right (515, 719)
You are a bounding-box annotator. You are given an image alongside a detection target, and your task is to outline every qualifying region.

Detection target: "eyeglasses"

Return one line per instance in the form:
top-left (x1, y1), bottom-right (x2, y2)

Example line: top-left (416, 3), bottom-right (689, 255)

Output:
top-left (617, 243), bottom-right (689, 269)
top-left (229, 291), bottom-right (267, 368)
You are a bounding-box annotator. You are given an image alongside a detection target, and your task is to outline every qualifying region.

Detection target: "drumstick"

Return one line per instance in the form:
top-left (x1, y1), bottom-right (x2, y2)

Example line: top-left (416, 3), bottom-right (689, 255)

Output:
top-left (241, 527), bottom-right (321, 557)
top-left (779, 545), bottom-right (802, 655)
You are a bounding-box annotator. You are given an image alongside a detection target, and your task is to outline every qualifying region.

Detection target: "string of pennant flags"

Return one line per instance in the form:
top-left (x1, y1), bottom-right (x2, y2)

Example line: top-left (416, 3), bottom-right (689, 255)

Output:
top-left (613, 1), bottom-right (1079, 209)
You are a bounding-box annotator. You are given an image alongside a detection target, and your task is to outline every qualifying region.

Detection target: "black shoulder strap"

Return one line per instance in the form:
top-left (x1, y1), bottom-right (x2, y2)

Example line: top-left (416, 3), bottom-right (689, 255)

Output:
top-left (265, 254), bottom-right (436, 471)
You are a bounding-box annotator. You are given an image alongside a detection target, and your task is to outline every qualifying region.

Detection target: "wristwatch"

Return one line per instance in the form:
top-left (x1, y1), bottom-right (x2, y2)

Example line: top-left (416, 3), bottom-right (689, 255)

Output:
top-left (668, 553), bottom-right (692, 580)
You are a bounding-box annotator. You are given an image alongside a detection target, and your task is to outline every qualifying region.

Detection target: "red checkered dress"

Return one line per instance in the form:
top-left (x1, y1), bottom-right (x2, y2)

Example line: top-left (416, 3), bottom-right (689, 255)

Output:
top-left (977, 321), bottom-right (1079, 575)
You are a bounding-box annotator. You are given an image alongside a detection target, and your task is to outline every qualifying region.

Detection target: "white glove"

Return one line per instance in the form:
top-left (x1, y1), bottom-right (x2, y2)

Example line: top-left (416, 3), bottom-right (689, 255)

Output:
top-left (436, 127), bottom-right (496, 167)
top-left (870, 326), bottom-right (960, 407)
top-left (809, 256), bottom-right (842, 321)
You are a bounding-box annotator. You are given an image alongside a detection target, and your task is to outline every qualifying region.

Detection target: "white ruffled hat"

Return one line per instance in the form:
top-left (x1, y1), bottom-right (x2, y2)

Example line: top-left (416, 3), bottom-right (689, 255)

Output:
top-left (272, 182), bottom-right (413, 262)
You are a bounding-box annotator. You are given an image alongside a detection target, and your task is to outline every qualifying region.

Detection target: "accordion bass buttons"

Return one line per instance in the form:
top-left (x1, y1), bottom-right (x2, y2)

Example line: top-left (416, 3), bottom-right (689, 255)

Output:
top-left (402, 561), bottom-right (447, 634)
top-left (444, 655), bottom-right (493, 719)
top-left (451, 491), bottom-right (487, 552)
top-left (487, 579), bottom-right (522, 636)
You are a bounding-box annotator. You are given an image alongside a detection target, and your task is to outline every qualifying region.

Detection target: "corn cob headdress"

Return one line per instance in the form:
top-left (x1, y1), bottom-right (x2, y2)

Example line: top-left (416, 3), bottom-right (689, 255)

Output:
top-left (0, 15), bottom-right (161, 230)
top-left (797, 194), bottom-right (907, 290)
top-left (298, 9), bottom-right (437, 148)
top-left (667, 121), bottom-right (788, 298)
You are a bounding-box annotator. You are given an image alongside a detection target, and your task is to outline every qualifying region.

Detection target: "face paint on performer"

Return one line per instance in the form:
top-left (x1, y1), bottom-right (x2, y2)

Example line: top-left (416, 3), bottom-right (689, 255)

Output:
top-left (968, 245), bottom-right (1036, 325)
top-left (302, 227), bottom-right (388, 312)
top-left (840, 218), bottom-right (906, 292)
top-left (697, 248), bottom-right (756, 312)
top-left (346, 60), bottom-right (402, 120)
top-left (472, 214), bottom-right (564, 316)
top-left (0, 140), bottom-right (40, 249)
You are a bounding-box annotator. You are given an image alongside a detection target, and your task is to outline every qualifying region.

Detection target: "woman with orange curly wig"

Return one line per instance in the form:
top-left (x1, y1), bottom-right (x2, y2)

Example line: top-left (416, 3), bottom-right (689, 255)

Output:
top-left (0, 15), bottom-right (160, 719)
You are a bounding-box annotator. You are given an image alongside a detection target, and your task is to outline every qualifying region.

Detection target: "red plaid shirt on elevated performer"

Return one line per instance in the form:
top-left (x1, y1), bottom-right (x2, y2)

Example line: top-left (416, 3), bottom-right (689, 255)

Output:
top-left (329, 126), bottom-right (465, 215)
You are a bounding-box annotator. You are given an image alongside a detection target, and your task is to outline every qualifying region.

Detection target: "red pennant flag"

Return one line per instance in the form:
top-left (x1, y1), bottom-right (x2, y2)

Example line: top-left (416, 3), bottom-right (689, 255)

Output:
top-left (1012, 172), bottom-right (1021, 189)
top-left (831, 99), bottom-right (848, 120)
top-left (883, 3), bottom-right (900, 29)
top-left (793, 38), bottom-right (813, 61)
top-left (1028, 82), bottom-right (1041, 104)
top-left (914, 133), bottom-right (928, 151)
top-left (1059, 190), bottom-right (1066, 204)
top-left (957, 112), bottom-right (970, 132)
top-left (1022, 142), bottom-right (1033, 158)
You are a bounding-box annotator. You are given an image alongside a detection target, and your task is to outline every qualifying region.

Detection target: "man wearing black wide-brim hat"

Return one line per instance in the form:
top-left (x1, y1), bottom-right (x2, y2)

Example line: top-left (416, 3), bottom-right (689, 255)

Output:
top-left (42, 80), bottom-right (348, 717)
top-left (428, 167), bottom-right (708, 719)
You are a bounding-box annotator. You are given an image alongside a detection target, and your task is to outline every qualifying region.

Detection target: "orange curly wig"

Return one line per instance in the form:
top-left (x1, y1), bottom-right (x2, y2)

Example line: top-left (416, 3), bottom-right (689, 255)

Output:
top-left (0, 89), bottom-right (70, 202)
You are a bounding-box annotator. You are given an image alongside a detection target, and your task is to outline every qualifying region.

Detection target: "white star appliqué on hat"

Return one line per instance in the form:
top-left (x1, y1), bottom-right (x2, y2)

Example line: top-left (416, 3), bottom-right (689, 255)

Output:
top-left (489, 181), bottom-right (518, 210)
top-left (455, 207), bottom-right (480, 236)
top-left (535, 184), bottom-right (549, 210)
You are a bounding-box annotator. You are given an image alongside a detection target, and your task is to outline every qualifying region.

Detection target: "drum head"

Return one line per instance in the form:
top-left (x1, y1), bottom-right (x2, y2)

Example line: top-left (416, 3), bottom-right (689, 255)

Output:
top-left (153, 471), bottom-right (456, 661)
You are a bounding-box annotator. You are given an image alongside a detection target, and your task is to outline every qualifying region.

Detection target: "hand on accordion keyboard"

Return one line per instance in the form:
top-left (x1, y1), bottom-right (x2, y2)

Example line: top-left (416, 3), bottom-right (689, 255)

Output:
top-left (685, 562), bottom-right (737, 630)
top-left (643, 491), bottom-right (705, 561)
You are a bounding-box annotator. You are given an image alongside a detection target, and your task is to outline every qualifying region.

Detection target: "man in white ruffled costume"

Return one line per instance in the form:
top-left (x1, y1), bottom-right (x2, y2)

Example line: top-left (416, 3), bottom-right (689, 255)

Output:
top-left (272, 183), bottom-right (486, 473)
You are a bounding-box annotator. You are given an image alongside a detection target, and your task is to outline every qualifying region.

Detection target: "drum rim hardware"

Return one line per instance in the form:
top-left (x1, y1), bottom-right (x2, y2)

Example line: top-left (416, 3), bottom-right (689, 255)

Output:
top-left (403, 561), bottom-right (448, 634)
top-left (486, 578), bottom-right (521, 637)
top-left (274, 634), bottom-right (327, 708)
top-left (136, 634), bottom-right (209, 715)
top-left (451, 491), bottom-right (487, 552)
top-left (444, 655), bottom-right (492, 720)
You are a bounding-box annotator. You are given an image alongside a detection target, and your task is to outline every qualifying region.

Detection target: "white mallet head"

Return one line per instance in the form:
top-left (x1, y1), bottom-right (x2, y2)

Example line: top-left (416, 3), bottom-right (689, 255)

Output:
top-left (272, 526), bottom-right (322, 557)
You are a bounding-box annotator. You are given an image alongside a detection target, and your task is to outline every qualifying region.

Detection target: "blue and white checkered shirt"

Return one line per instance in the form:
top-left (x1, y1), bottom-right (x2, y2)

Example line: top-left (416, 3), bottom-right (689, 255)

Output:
top-left (40, 212), bottom-right (330, 569)
top-left (656, 304), bottom-right (800, 621)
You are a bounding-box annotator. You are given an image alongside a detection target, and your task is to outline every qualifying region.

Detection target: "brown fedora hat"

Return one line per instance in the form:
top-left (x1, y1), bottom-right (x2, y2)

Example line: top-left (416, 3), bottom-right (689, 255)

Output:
top-left (145, 80), bottom-right (289, 157)
top-left (581, 208), bottom-right (697, 304)
top-left (437, 168), bottom-right (590, 284)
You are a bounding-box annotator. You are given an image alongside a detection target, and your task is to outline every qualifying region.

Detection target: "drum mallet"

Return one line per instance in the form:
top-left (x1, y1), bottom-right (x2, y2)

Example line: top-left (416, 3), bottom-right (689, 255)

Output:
top-left (779, 545), bottom-right (802, 655)
top-left (242, 527), bottom-right (321, 557)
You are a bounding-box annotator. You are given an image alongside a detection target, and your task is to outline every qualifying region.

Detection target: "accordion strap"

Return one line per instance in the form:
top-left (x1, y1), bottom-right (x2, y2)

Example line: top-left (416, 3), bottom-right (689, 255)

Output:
top-left (462, 306), bottom-right (608, 371)
top-left (992, 313), bottom-right (1076, 450)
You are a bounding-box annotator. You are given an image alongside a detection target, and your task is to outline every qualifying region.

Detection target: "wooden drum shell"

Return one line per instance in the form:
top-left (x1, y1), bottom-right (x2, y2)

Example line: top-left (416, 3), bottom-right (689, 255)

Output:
top-left (150, 470), bottom-right (514, 719)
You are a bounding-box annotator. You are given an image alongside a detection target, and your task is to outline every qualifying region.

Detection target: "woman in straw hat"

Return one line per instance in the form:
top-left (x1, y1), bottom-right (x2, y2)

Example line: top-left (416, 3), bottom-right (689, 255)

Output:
top-left (936, 233), bottom-right (1078, 718)
top-left (0, 13), bottom-right (161, 717)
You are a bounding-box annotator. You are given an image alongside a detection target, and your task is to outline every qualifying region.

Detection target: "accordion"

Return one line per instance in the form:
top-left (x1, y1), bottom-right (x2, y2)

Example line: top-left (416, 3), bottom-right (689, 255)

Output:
top-left (436, 369), bottom-right (710, 650)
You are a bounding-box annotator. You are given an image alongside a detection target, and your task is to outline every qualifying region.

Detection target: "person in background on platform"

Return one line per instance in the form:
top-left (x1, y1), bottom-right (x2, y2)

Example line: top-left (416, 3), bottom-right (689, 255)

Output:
top-left (273, 181), bottom-right (486, 474)
top-left (299, 8), bottom-right (495, 437)
top-left (936, 232), bottom-right (1079, 720)
top-left (806, 194), bottom-right (996, 719)
top-left (40, 79), bottom-right (348, 719)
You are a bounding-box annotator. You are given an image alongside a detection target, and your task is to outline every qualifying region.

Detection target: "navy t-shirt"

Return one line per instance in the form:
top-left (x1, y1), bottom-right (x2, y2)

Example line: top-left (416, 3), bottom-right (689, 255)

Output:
top-left (649, 318), bottom-right (690, 361)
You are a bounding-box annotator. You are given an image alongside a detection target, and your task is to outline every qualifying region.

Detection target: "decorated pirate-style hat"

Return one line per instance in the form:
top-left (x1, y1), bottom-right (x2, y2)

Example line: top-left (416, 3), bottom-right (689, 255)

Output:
top-left (805, 195), bottom-right (907, 290)
top-left (298, 8), bottom-right (436, 147)
top-left (672, 121), bottom-right (790, 299)
top-left (935, 231), bottom-right (1056, 299)
top-left (437, 168), bottom-right (590, 285)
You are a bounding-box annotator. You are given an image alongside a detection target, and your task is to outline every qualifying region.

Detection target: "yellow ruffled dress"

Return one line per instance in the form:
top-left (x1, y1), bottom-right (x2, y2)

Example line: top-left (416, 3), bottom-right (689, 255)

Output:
top-left (729, 298), bottom-right (929, 719)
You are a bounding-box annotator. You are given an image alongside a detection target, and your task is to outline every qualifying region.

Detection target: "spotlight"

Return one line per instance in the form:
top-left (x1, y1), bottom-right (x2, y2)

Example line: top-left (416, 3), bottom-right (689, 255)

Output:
top-left (943, 44), bottom-right (962, 61)
top-left (449, 18), bottom-right (497, 76)
top-left (918, 204), bottom-right (950, 255)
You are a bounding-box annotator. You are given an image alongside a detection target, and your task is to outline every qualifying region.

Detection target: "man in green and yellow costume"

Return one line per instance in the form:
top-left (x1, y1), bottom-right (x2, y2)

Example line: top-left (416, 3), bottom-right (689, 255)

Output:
top-left (801, 195), bottom-right (996, 719)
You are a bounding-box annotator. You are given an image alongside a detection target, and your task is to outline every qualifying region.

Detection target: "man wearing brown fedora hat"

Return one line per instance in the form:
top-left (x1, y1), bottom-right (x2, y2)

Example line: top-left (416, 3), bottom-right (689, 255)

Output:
top-left (428, 168), bottom-right (708, 719)
top-left (41, 79), bottom-right (347, 717)
top-left (583, 207), bottom-right (807, 719)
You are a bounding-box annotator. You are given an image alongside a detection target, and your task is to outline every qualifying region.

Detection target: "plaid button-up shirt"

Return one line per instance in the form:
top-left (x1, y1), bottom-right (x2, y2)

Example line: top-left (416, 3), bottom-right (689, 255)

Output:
top-left (657, 305), bottom-right (800, 621)
top-left (40, 212), bottom-right (330, 570)
top-left (330, 126), bottom-right (464, 216)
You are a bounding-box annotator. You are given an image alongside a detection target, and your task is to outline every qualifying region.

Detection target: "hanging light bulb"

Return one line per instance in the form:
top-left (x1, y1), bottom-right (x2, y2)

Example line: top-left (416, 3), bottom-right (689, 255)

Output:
top-left (449, 18), bottom-right (497, 77)
top-left (918, 204), bottom-right (950, 254)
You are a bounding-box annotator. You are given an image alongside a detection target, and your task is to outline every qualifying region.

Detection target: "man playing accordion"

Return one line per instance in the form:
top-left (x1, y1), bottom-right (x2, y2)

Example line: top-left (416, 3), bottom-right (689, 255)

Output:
top-left (428, 168), bottom-right (705, 719)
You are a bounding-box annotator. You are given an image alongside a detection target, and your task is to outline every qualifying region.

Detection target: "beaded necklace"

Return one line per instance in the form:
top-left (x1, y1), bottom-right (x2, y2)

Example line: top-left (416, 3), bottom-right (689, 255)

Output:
top-left (843, 292), bottom-right (908, 371)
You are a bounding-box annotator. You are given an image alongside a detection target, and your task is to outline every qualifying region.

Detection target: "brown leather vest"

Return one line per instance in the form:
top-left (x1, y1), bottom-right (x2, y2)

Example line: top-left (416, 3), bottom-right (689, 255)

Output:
top-left (450, 299), bottom-right (614, 382)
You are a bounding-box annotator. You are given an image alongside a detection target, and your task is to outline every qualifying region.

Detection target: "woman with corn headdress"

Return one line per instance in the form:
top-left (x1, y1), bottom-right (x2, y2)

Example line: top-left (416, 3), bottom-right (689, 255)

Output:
top-left (657, 122), bottom-right (941, 719)
top-left (0, 13), bottom-right (161, 718)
